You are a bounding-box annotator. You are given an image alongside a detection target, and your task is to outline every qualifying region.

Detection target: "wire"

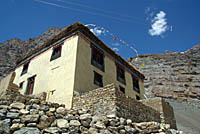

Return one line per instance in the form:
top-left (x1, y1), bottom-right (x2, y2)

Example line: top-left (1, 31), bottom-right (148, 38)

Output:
top-left (86, 24), bottom-right (139, 56)
top-left (33, 0), bottom-right (140, 56)
top-left (33, 0), bottom-right (148, 26)
top-left (55, 0), bottom-right (145, 22)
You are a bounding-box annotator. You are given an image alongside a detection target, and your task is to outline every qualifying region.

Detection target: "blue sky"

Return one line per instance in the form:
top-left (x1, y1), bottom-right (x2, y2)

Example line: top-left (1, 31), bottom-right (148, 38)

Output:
top-left (0, 0), bottom-right (200, 59)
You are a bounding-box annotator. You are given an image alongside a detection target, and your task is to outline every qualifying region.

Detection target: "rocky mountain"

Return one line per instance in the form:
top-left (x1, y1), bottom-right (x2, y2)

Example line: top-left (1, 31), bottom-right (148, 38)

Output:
top-left (185, 44), bottom-right (200, 56)
top-left (0, 27), bottom-right (63, 80)
top-left (128, 46), bottom-right (200, 101)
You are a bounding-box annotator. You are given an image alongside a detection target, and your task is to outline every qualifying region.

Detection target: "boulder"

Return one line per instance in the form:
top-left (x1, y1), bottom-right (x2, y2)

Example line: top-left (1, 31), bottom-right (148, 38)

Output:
top-left (6, 112), bottom-right (19, 119)
top-left (10, 102), bottom-right (25, 110)
top-left (80, 113), bottom-right (92, 120)
top-left (1, 119), bottom-right (11, 134)
top-left (13, 127), bottom-right (40, 134)
top-left (20, 109), bottom-right (29, 115)
top-left (94, 121), bottom-right (106, 129)
top-left (56, 107), bottom-right (67, 115)
top-left (56, 119), bottom-right (69, 128)
top-left (69, 120), bottom-right (81, 126)
top-left (10, 123), bottom-right (25, 131)
top-left (20, 114), bottom-right (39, 123)
top-left (44, 127), bottom-right (62, 133)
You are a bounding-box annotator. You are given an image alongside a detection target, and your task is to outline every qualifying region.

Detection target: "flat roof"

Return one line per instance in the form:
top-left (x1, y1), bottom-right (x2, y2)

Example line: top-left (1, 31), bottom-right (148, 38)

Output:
top-left (16, 22), bottom-right (145, 79)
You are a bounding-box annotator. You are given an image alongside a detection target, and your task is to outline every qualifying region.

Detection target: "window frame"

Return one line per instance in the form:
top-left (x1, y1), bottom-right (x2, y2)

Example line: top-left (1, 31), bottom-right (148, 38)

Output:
top-left (50, 44), bottom-right (62, 61)
top-left (21, 62), bottom-right (29, 76)
top-left (136, 95), bottom-right (140, 100)
top-left (25, 75), bottom-right (36, 95)
top-left (91, 46), bottom-right (105, 72)
top-left (116, 63), bottom-right (126, 85)
top-left (19, 81), bottom-right (24, 89)
top-left (119, 86), bottom-right (125, 94)
top-left (132, 75), bottom-right (140, 93)
top-left (93, 71), bottom-right (103, 87)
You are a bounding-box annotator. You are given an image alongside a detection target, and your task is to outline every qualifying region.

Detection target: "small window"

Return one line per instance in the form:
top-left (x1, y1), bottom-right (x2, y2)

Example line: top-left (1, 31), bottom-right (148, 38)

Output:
top-left (25, 75), bottom-right (36, 95)
top-left (50, 45), bottom-right (62, 61)
top-left (21, 62), bottom-right (29, 76)
top-left (132, 76), bottom-right (140, 93)
top-left (119, 86), bottom-right (125, 94)
top-left (136, 95), bottom-right (140, 100)
top-left (116, 64), bottom-right (126, 85)
top-left (19, 81), bottom-right (24, 89)
top-left (93, 71), bottom-right (103, 87)
top-left (91, 47), bottom-right (104, 71)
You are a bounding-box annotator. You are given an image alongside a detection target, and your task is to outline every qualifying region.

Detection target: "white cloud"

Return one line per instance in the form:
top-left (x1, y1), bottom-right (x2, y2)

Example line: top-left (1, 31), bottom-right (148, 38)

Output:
top-left (112, 47), bottom-right (119, 52)
top-left (148, 11), bottom-right (169, 36)
top-left (90, 27), bottom-right (105, 36)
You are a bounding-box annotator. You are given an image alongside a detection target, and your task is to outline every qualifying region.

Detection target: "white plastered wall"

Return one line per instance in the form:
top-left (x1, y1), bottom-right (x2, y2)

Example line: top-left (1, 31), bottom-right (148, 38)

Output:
top-left (14, 35), bottom-right (79, 108)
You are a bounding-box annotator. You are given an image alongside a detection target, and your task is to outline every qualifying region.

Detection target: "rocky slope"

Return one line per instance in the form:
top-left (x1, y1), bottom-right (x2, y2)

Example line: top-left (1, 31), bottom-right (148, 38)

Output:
top-left (128, 46), bottom-right (200, 101)
top-left (0, 27), bottom-right (63, 80)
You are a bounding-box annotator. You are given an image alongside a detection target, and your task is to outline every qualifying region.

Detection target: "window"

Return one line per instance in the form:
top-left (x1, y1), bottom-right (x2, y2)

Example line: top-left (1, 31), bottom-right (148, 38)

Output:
top-left (25, 75), bottom-right (36, 95)
top-left (21, 62), bottom-right (29, 76)
top-left (116, 64), bottom-right (126, 85)
top-left (119, 86), bottom-right (125, 94)
top-left (136, 95), bottom-right (140, 100)
top-left (132, 76), bottom-right (140, 93)
top-left (91, 47), bottom-right (104, 71)
top-left (93, 71), bottom-right (103, 87)
top-left (50, 45), bottom-right (62, 61)
top-left (19, 81), bottom-right (24, 89)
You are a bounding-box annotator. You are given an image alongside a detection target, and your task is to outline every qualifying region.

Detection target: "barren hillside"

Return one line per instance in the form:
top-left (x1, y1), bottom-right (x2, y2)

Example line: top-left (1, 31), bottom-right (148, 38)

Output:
top-left (128, 46), bottom-right (200, 101)
top-left (0, 27), bottom-right (63, 79)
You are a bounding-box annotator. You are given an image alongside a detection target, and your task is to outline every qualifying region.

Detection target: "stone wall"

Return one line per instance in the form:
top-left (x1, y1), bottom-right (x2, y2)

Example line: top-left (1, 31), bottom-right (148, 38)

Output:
top-left (73, 84), bottom-right (117, 116)
top-left (73, 84), bottom-right (161, 123)
top-left (0, 88), bottom-right (181, 134)
top-left (115, 89), bottom-right (161, 123)
top-left (162, 99), bottom-right (177, 129)
top-left (140, 98), bottom-right (177, 129)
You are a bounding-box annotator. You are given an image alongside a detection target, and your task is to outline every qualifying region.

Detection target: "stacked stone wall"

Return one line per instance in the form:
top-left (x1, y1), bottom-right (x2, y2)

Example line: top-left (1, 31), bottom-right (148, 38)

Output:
top-left (140, 98), bottom-right (177, 129)
top-left (73, 84), bottom-right (161, 123)
top-left (0, 88), bottom-right (181, 134)
top-left (115, 89), bottom-right (161, 123)
top-left (161, 99), bottom-right (177, 129)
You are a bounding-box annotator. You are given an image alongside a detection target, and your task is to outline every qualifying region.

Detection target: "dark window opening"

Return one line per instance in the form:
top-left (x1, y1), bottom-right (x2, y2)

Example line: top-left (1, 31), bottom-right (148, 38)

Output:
top-left (119, 86), bottom-right (125, 94)
top-left (19, 81), bottom-right (24, 89)
top-left (25, 75), bottom-right (36, 95)
top-left (50, 45), bottom-right (62, 61)
top-left (116, 64), bottom-right (126, 85)
top-left (21, 62), bottom-right (29, 76)
top-left (132, 76), bottom-right (140, 93)
top-left (94, 71), bottom-right (103, 87)
top-left (91, 47), bottom-right (104, 71)
top-left (136, 95), bottom-right (140, 100)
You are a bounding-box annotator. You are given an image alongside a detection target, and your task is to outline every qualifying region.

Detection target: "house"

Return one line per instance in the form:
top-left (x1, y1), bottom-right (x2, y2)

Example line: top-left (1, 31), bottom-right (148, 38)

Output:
top-left (13, 22), bottom-right (145, 109)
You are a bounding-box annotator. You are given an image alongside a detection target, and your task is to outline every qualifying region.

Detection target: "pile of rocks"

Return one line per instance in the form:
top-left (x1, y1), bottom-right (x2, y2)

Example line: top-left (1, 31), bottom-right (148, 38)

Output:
top-left (0, 97), bottom-right (182, 134)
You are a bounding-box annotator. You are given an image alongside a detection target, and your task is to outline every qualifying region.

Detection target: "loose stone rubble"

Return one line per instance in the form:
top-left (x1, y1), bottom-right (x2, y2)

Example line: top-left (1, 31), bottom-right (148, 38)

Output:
top-left (0, 89), bottom-right (182, 134)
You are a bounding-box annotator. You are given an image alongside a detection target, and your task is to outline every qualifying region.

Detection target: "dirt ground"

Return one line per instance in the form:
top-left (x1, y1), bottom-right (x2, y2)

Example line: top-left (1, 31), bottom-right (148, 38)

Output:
top-left (165, 99), bottom-right (200, 134)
